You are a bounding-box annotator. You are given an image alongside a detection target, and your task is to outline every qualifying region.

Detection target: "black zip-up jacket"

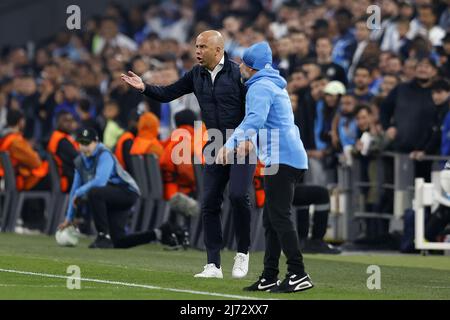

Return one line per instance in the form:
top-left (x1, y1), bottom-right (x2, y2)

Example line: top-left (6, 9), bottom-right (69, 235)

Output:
top-left (142, 52), bottom-right (246, 136)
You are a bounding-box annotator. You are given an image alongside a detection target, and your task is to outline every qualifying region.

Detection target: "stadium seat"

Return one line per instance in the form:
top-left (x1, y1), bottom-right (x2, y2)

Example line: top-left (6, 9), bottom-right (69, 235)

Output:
top-left (143, 154), bottom-right (168, 231)
top-left (191, 158), bottom-right (204, 249)
top-left (0, 152), bottom-right (53, 233)
top-left (46, 154), bottom-right (70, 235)
top-left (129, 155), bottom-right (153, 232)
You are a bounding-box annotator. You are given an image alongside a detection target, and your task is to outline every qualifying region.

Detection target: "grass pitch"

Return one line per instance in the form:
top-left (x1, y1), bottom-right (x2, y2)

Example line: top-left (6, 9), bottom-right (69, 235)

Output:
top-left (0, 233), bottom-right (449, 300)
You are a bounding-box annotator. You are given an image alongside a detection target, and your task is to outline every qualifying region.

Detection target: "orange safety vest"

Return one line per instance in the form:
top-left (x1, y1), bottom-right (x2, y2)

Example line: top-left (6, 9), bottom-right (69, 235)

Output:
top-left (0, 132), bottom-right (49, 191)
top-left (160, 125), bottom-right (197, 200)
top-left (47, 130), bottom-right (79, 192)
top-left (130, 136), bottom-right (163, 157)
top-left (253, 161), bottom-right (265, 208)
top-left (114, 131), bottom-right (135, 170)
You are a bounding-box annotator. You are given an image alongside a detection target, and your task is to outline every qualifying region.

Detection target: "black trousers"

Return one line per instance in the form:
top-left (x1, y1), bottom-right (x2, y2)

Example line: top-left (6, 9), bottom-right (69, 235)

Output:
top-left (294, 185), bottom-right (330, 240)
top-left (425, 205), bottom-right (450, 242)
top-left (202, 162), bottom-right (255, 266)
top-left (262, 165), bottom-right (306, 279)
top-left (87, 184), bottom-right (157, 248)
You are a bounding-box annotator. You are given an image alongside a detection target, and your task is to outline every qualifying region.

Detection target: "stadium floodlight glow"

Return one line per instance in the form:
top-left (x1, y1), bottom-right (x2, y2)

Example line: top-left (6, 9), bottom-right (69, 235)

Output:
top-left (414, 177), bottom-right (450, 250)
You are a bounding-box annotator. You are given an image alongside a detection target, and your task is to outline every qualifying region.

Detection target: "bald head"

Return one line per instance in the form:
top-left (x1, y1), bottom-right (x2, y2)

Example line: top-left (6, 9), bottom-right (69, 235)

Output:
top-left (195, 30), bottom-right (225, 70)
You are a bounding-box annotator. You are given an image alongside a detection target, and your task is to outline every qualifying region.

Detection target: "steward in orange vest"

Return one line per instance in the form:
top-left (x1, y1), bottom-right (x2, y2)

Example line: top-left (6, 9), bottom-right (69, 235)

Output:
top-left (47, 111), bottom-right (79, 192)
top-left (160, 110), bottom-right (203, 200)
top-left (130, 112), bottom-right (164, 158)
top-left (114, 111), bottom-right (138, 171)
top-left (0, 110), bottom-right (49, 191)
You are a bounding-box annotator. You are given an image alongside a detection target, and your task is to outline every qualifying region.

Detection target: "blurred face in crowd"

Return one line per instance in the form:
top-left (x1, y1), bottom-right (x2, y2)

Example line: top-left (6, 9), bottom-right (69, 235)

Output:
top-left (415, 60), bottom-right (437, 83)
top-left (315, 38), bottom-right (332, 61)
top-left (101, 19), bottom-right (119, 40)
top-left (9, 48), bottom-right (28, 67)
top-left (223, 16), bottom-right (241, 36)
top-left (63, 84), bottom-right (79, 102)
top-left (42, 64), bottom-right (61, 83)
top-left (386, 57), bottom-right (402, 74)
top-left (35, 48), bottom-right (50, 68)
top-left (195, 30), bottom-right (225, 71)
top-left (341, 95), bottom-right (356, 115)
top-left (356, 108), bottom-right (372, 131)
top-left (355, 21), bottom-right (370, 42)
top-left (353, 68), bottom-right (371, 90)
top-left (351, 0), bottom-right (370, 19)
top-left (403, 58), bottom-right (417, 80)
top-left (335, 12), bottom-right (352, 34)
top-left (443, 40), bottom-right (450, 55)
top-left (57, 113), bottom-right (76, 134)
top-left (290, 32), bottom-right (310, 56)
top-left (418, 6), bottom-right (436, 28)
top-left (20, 77), bottom-right (37, 96)
top-left (432, 89), bottom-right (450, 106)
top-left (302, 63), bottom-right (321, 82)
top-left (289, 71), bottom-right (309, 91)
top-left (400, 4), bottom-right (414, 19)
top-left (381, 75), bottom-right (399, 96)
top-left (310, 78), bottom-right (328, 100)
top-left (132, 57), bottom-right (149, 75)
top-left (378, 52), bottom-right (392, 73)
top-left (103, 102), bottom-right (120, 120)
top-left (324, 93), bottom-right (339, 107)
top-left (277, 37), bottom-right (292, 58)
top-left (381, 0), bottom-right (399, 17)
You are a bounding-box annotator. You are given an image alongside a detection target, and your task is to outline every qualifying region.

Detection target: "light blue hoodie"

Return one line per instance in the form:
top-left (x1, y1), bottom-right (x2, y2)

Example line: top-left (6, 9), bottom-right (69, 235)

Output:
top-left (225, 67), bottom-right (308, 170)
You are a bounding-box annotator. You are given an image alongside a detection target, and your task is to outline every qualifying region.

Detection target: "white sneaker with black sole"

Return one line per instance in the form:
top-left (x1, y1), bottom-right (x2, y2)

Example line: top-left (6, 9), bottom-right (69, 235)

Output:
top-left (194, 264), bottom-right (223, 278)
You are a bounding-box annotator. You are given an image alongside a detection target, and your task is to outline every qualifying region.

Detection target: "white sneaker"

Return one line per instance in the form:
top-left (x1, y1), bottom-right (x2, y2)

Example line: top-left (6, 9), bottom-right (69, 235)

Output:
top-left (232, 252), bottom-right (249, 279)
top-left (194, 264), bottom-right (223, 278)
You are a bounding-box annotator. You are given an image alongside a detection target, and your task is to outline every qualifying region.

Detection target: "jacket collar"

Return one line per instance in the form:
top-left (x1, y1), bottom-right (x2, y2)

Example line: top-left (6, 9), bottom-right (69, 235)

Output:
top-left (200, 51), bottom-right (231, 75)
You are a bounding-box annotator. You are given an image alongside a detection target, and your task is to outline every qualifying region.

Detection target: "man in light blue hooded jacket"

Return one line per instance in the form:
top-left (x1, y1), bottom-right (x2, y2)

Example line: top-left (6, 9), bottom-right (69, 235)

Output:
top-left (216, 41), bottom-right (314, 293)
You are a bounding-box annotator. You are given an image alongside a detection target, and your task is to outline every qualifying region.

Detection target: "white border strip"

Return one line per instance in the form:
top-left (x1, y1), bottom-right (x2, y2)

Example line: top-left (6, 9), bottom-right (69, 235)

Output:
top-left (0, 268), bottom-right (270, 300)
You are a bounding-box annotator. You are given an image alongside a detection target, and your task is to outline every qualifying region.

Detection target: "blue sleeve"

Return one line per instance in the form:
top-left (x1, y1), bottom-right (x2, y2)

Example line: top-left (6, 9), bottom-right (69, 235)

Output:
top-left (225, 84), bottom-right (272, 149)
top-left (65, 170), bottom-right (81, 222)
top-left (74, 152), bottom-right (114, 198)
top-left (442, 113), bottom-right (450, 155)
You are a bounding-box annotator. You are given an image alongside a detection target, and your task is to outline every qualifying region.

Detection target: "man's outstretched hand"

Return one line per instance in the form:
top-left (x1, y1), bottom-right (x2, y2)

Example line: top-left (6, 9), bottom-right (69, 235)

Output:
top-left (121, 71), bottom-right (145, 92)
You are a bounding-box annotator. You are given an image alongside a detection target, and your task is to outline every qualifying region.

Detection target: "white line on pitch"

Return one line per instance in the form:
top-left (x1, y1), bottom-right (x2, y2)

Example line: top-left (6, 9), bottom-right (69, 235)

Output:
top-left (0, 268), bottom-right (273, 300)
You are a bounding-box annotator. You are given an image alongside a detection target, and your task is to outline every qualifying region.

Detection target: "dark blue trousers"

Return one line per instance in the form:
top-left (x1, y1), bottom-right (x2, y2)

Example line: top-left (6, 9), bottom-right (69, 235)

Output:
top-left (201, 162), bottom-right (255, 266)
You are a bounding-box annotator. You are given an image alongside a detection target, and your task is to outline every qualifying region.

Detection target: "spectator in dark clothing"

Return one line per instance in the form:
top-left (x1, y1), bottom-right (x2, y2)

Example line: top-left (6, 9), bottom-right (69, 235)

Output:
top-left (315, 37), bottom-right (348, 86)
top-left (288, 31), bottom-right (316, 74)
top-left (47, 111), bottom-right (79, 192)
top-left (37, 77), bottom-right (57, 144)
top-left (415, 78), bottom-right (450, 157)
top-left (53, 81), bottom-right (81, 126)
top-left (348, 65), bottom-right (375, 104)
top-left (295, 76), bottom-right (329, 152)
top-left (109, 70), bottom-right (143, 127)
top-left (381, 57), bottom-right (438, 181)
top-left (76, 98), bottom-right (102, 137)
top-left (16, 75), bottom-right (41, 141)
top-left (381, 57), bottom-right (438, 153)
top-left (331, 7), bottom-right (357, 72)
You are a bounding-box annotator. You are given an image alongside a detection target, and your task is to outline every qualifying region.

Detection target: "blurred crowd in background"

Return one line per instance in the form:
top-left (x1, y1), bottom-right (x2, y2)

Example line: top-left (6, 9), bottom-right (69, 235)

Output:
top-left (1, 0), bottom-right (450, 221)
